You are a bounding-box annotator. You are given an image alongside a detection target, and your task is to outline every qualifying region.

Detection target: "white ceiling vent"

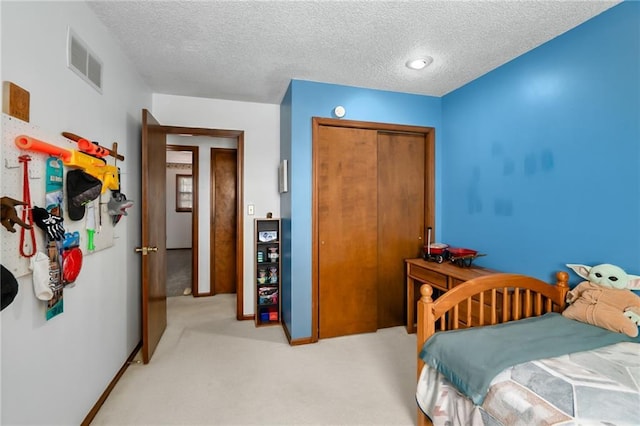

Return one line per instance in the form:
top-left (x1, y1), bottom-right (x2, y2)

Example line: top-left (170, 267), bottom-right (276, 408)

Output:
top-left (67, 27), bottom-right (103, 93)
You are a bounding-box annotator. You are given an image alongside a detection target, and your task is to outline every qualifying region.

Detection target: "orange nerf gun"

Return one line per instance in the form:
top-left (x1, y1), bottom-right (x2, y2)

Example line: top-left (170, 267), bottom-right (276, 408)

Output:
top-left (62, 132), bottom-right (124, 162)
top-left (15, 135), bottom-right (119, 193)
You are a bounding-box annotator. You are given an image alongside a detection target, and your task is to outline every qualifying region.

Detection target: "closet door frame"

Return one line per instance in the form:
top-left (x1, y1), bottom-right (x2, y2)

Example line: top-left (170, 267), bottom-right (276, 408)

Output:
top-left (311, 117), bottom-right (435, 342)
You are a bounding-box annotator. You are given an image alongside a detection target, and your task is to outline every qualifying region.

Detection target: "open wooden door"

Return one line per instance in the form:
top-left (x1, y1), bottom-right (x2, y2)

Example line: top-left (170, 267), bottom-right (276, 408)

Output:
top-left (140, 109), bottom-right (167, 363)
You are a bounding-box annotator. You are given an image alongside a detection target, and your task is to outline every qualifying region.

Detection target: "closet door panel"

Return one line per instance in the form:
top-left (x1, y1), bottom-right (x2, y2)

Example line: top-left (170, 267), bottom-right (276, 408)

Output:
top-left (318, 126), bottom-right (378, 338)
top-left (377, 132), bottom-right (426, 328)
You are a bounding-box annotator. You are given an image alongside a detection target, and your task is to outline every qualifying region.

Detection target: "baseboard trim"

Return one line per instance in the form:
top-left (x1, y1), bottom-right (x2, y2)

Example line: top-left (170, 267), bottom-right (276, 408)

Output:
top-left (282, 320), bottom-right (314, 346)
top-left (81, 341), bottom-right (142, 426)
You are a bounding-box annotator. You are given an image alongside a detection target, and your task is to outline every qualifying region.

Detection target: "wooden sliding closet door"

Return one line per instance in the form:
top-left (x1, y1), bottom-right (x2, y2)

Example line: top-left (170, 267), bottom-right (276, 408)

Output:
top-left (317, 126), bottom-right (379, 338)
top-left (377, 132), bottom-right (425, 328)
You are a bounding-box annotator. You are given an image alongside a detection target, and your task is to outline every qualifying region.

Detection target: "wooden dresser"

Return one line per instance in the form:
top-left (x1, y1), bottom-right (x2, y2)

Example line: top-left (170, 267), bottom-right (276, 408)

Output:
top-left (405, 258), bottom-right (498, 333)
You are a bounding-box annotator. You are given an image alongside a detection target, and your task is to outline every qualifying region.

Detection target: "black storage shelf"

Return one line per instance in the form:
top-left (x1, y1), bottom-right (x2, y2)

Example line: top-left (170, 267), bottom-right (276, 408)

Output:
top-left (255, 218), bottom-right (281, 327)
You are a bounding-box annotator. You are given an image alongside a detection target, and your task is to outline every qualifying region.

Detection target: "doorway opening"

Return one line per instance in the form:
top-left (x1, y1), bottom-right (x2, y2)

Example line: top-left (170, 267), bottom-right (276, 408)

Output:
top-left (141, 109), bottom-right (245, 364)
top-left (164, 132), bottom-right (244, 306)
top-left (166, 145), bottom-right (198, 297)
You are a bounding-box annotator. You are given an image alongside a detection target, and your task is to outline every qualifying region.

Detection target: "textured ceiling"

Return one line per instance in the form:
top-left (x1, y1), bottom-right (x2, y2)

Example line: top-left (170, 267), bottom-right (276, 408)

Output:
top-left (88, 0), bottom-right (620, 104)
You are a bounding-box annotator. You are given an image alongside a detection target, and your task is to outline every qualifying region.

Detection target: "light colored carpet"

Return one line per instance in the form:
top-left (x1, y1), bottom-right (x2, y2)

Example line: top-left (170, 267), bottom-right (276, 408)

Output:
top-left (167, 249), bottom-right (192, 297)
top-left (91, 295), bottom-right (417, 425)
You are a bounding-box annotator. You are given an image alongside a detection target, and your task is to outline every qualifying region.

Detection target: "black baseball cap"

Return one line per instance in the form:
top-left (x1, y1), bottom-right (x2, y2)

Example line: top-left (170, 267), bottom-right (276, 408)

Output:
top-left (66, 170), bottom-right (102, 221)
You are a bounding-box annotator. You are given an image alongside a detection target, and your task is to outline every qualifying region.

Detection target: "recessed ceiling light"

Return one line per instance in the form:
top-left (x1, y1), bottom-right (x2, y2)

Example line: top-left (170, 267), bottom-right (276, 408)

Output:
top-left (406, 57), bottom-right (433, 70)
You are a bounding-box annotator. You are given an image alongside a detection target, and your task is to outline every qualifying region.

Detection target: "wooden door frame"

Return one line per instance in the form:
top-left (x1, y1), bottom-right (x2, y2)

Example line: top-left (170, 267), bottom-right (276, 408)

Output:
top-left (166, 144), bottom-right (199, 297)
top-left (159, 125), bottom-right (245, 320)
top-left (311, 117), bottom-right (435, 342)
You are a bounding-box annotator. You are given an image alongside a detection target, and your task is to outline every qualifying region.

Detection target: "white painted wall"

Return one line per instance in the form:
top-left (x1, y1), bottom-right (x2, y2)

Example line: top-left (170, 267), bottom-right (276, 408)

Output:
top-left (1, 2), bottom-right (151, 424)
top-left (153, 95), bottom-right (280, 313)
top-left (166, 165), bottom-right (193, 249)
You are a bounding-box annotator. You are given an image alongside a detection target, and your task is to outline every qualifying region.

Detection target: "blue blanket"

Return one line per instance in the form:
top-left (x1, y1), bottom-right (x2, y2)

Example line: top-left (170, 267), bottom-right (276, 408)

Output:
top-left (419, 313), bottom-right (637, 405)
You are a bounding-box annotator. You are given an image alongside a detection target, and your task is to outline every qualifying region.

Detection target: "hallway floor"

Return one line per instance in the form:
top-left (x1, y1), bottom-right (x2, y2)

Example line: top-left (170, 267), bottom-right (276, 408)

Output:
top-left (167, 248), bottom-right (192, 297)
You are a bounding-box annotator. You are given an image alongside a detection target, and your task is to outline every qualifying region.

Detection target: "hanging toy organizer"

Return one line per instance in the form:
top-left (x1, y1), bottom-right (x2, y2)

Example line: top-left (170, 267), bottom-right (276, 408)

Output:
top-left (2, 114), bottom-right (117, 278)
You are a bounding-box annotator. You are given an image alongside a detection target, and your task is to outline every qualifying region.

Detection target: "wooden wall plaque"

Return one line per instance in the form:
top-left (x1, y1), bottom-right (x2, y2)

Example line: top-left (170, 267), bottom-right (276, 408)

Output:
top-left (2, 81), bottom-right (30, 122)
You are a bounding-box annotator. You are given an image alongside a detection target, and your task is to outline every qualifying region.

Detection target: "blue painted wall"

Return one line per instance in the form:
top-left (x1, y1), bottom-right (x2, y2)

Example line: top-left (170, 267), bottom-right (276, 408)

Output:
top-left (281, 81), bottom-right (442, 339)
top-left (441, 2), bottom-right (639, 284)
top-left (279, 85), bottom-right (293, 332)
top-left (280, 2), bottom-right (639, 339)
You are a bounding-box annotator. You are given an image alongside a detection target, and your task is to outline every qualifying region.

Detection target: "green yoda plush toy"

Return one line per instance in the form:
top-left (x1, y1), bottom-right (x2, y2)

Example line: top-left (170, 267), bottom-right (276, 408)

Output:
top-left (562, 263), bottom-right (640, 337)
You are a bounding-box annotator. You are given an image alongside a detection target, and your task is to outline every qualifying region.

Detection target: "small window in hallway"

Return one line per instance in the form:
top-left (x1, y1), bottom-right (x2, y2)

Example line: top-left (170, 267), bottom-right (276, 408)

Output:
top-left (175, 174), bottom-right (193, 212)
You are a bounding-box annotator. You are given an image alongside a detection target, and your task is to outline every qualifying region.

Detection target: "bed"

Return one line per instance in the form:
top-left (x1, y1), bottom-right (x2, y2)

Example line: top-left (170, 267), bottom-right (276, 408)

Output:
top-left (415, 272), bottom-right (640, 426)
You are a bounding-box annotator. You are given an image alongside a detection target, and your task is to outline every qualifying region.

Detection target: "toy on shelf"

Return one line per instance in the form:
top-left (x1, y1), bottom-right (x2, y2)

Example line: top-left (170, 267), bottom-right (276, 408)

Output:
top-left (447, 247), bottom-right (485, 268)
top-left (422, 227), bottom-right (485, 267)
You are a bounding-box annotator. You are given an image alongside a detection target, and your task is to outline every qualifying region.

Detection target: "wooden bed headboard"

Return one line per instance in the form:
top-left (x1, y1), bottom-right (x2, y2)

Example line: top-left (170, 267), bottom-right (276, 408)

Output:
top-left (416, 272), bottom-right (570, 372)
top-left (415, 272), bottom-right (569, 426)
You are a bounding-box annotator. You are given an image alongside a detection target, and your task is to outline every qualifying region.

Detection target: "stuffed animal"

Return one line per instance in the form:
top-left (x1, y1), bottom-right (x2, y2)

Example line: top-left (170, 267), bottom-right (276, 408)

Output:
top-left (1, 196), bottom-right (32, 232)
top-left (562, 263), bottom-right (640, 337)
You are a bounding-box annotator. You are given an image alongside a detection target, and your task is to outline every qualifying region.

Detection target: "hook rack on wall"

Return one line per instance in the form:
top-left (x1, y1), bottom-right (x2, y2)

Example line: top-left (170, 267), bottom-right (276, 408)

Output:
top-left (4, 158), bottom-right (20, 169)
top-left (4, 158), bottom-right (41, 179)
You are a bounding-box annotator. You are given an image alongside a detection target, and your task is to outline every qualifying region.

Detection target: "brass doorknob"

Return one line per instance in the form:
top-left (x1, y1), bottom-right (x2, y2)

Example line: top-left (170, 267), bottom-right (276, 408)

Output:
top-left (134, 246), bottom-right (159, 255)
